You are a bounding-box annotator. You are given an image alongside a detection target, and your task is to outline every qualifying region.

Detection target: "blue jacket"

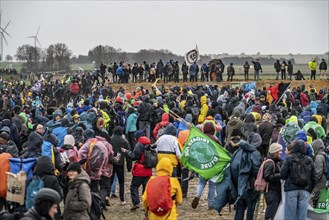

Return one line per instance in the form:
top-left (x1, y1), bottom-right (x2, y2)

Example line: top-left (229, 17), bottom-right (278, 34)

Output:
top-left (230, 141), bottom-right (261, 205)
top-left (125, 113), bottom-right (138, 134)
top-left (300, 110), bottom-right (312, 123)
top-left (52, 126), bottom-right (67, 147)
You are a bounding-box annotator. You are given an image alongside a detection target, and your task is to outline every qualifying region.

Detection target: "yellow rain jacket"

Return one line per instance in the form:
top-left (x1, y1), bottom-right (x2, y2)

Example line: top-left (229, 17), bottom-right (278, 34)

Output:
top-left (142, 158), bottom-right (182, 220)
top-left (198, 96), bottom-right (208, 123)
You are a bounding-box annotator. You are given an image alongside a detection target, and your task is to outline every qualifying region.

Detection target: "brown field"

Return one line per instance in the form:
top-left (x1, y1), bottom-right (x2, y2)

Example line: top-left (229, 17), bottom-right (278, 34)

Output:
top-left (105, 171), bottom-right (265, 220)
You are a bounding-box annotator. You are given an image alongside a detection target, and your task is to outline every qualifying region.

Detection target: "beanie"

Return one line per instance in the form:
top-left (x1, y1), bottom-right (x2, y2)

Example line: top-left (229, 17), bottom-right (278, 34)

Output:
top-left (134, 130), bottom-right (146, 140)
top-left (269, 143), bottom-right (283, 154)
top-left (64, 134), bottom-right (75, 146)
top-left (67, 162), bottom-right (81, 173)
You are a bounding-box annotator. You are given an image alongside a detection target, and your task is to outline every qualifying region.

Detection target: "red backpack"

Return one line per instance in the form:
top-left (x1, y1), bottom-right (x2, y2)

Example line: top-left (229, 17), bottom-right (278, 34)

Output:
top-left (254, 159), bottom-right (275, 192)
top-left (146, 176), bottom-right (173, 216)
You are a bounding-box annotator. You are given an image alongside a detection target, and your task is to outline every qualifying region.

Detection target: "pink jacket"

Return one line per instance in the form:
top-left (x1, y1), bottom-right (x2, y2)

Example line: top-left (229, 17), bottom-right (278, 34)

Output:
top-left (78, 138), bottom-right (108, 180)
top-left (96, 136), bottom-right (114, 178)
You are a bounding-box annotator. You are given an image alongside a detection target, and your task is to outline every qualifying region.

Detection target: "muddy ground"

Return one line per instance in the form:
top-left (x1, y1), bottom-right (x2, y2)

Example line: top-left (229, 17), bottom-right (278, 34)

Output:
top-left (105, 171), bottom-right (265, 220)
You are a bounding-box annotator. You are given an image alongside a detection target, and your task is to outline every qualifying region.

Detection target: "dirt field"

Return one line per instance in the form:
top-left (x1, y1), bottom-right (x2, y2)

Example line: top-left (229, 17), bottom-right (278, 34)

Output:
top-left (105, 171), bottom-right (265, 220)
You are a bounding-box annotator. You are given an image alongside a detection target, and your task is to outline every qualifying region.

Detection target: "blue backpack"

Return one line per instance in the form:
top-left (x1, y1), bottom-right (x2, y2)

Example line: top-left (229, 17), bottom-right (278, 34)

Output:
top-left (25, 176), bottom-right (45, 209)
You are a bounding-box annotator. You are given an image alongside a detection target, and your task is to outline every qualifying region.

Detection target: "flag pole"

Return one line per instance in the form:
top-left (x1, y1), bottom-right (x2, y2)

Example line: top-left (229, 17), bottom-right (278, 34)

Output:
top-left (274, 82), bottom-right (292, 106)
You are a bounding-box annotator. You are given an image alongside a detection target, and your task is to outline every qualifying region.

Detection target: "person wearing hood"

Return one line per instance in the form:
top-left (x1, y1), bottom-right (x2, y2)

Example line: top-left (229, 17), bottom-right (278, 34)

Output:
top-left (313, 106), bottom-right (327, 133)
top-left (310, 139), bottom-right (327, 207)
top-left (142, 157), bottom-right (182, 220)
top-left (0, 112), bottom-right (20, 146)
top-left (121, 130), bottom-right (153, 211)
top-left (21, 131), bottom-right (44, 158)
top-left (0, 130), bottom-right (19, 157)
top-left (198, 95), bottom-right (209, 124)
top-left (35, 156), bottom-right (62, 219)
top-left (230, 140), bottom-right (261, 220)
top-left (259, 113), bottom-right (274, 158)
top-left (20, 188), bottom-right (61, 220)
top-left (137, 96), bottom-right (155, 139)
top-left (280, 140), bottom-right (316, 220)
top-left (241, 113), bottom-right (258, 140)
top-left (45, 109), bottom-right (62, 132)
top-left (156, 124), bottom-right (181, 176)
top-left (226, 111), bottom-right (243, 143)
top-left (303, 116), bottom-right (326, 140)
top-left (52, 117), bottom-right (70, 148)
top-left (294, 130), bottom-right (314, 158)
top-left (214, 114), bottom-right (226, 144)
top-left (109, 126), bottom-right (130, 205)
top-left (42, 133), bottom-right (63, 174)
top-left (63, 162), bottom-right (92, 220)
top-left (153, 113), bottom-right (172, 139)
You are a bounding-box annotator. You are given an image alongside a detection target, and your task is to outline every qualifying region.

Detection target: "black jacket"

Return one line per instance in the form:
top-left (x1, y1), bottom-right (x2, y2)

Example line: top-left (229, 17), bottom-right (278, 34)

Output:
top-left (0, 119), bottom-right (20, 146)
top-left (137, 101), bottom-right (154, 122)
top-left (319, 61), bottom-right (327, 70)
top-left (35, 156), bottom-right (63, 200)
top-left (258, 121), bottom-right (274, 147)
top-left (280, 140), bottom-right (316, 193)
top-left (264, 156), bottom-right (282, 193)
top-left (110, 127), bottom-right (130, 166)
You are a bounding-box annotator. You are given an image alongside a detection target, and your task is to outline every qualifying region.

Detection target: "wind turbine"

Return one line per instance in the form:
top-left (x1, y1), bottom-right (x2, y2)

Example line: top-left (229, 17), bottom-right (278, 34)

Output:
top-left (28, 25), bottom-right (42, 48)
top-left (0, 10), bottom-right (12, 61)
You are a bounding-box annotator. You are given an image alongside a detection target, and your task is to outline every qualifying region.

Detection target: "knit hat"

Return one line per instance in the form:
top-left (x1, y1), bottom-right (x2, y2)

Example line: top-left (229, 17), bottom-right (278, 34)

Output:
top-left (269, 143), bottom-right (283, 154)
top-left (67, 162), bottom-right (81, 173)
top-left (53, 109), bottom-right (62, 118)
top-left (134, 130), bottom-right (146, 140)
top-left (73, 114), bottom-right (80, 119)
top-left (64, 134), bottom-right (75, 146)
top-left (233, 110), bottom-right (241, 118)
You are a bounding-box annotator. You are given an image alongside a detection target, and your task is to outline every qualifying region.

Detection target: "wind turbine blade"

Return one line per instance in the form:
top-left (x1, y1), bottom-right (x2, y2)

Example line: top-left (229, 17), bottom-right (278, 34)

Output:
top-left (3, 35), bottom-right (8, 46)
top-left (36, 25), bottom-right (41, 36)
top-left (3, 20), bottom-right (11, 31)
top-left (0, 27), bottom-right (11, 37)
top-left (36, 38), bottom-right (42, 47)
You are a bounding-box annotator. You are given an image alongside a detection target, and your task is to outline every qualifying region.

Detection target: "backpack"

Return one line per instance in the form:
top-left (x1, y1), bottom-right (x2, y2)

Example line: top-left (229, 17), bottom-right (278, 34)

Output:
top-left (77, 183), bottom-right (105, 220)
top-left (83, 138), bottom-right (106, 172)
top-left (254, 159), bottom-right (275, 192)
top-left (156, 125), bottom-right (166, 140)
top-left (0, 210), bottom-right (23, 220)
top-left (281, 123), bottom-right (299, 145)
top-left (191, 107), bottom-right (200, 119)
top-left (290, 155), bottom-right (312, 186)
top-left (117, 111), bottom-right (127, 128)
top-left (325, 154), bottom-right (329, 180)
top-left (143, 144), bottom-right (158, 168)
top-left (146, 176), bottom-right (173, 216)
top-left (9, 158), bottom-right (36, 181)
top-left (25, 176), bottom-right (45, 209)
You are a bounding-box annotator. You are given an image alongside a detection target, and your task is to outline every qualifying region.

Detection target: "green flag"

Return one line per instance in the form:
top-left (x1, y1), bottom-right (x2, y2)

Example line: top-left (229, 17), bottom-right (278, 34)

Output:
top-left (314, 187), bottom-right (329, 213)
top-left (182, 126), bottom-right (231, 181)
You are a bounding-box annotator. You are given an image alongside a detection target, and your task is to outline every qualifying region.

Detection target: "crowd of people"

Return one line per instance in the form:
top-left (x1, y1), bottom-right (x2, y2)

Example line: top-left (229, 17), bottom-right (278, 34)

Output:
top-left (92, 57), bottom-right (328, 84)
top-left (0, 62), bottom-right (328, 220)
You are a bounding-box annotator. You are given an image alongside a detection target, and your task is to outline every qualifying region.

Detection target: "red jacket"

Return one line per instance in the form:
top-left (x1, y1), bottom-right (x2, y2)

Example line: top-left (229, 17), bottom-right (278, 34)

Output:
top-left (70, 83), bottom-right (80, 94)
top-left (129, 137), bottom-right (153, 177)
top-left (300, 92), bottom-right (309, 107)
top-left (153, 113), bottom-right (171, 139)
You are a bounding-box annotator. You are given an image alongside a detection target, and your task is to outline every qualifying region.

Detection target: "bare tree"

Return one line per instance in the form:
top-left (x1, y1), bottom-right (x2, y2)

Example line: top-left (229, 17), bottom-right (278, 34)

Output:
top-left (54, 43), bottom-right (72, 70)
top-left (15, 44), bottom-right (41, 71)
top-left (5, 55), bottom-right (13, 62)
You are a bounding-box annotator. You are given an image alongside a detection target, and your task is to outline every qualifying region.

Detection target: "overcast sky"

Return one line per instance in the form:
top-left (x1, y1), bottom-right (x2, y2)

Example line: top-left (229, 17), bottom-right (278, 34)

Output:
top-left (1, 0), bottom-right (328, 57)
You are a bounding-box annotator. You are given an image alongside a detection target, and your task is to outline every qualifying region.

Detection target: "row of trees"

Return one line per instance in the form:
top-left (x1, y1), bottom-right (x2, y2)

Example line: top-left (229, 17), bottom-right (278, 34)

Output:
top-left (15, 43), bottom-right (72, 72)
top-left (11, 43), bottom-right (328, 73)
